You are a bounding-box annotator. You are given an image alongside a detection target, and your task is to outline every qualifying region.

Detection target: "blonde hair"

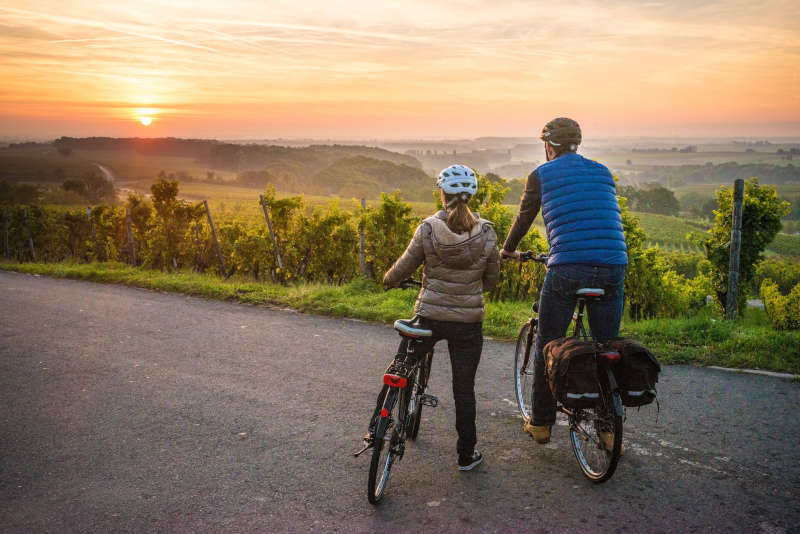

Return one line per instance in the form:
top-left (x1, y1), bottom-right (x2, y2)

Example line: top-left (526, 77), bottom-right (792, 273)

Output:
top-left (444, 193), bottom-right (478, 234)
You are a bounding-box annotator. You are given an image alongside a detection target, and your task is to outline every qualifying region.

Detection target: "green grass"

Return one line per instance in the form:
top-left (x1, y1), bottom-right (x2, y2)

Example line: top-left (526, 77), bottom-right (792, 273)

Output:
top-left (621, 308), bottom-right (800, 374)
top-left (3, 261), bottom-right (798, 374)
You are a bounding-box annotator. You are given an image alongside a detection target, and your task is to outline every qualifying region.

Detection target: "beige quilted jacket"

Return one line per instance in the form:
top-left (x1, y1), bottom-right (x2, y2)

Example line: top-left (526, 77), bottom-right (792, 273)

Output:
top-left (383, 211), bottom-right (499, 323)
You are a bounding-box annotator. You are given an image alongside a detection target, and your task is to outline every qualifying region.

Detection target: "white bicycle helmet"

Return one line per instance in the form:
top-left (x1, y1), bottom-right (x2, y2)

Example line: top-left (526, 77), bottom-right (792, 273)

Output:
top-left (437, 164), bottom-right (478, 196)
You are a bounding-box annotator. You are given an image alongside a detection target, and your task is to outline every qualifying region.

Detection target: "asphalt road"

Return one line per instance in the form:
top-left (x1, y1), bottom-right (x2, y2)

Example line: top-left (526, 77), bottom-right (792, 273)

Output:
top-left (1, 271), bottom-right (798, 533)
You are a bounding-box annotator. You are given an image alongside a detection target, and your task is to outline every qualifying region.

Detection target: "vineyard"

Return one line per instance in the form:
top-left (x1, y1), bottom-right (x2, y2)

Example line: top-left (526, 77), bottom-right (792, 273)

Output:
top-left (1, 175), bottom-right (797, 331)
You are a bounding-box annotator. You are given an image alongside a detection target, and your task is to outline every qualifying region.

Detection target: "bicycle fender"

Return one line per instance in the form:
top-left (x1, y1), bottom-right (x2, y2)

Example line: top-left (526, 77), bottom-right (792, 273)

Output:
top-left (605, 367), bottom-right (624, 417)
top-left (380, 388), bottom-right (398, 420)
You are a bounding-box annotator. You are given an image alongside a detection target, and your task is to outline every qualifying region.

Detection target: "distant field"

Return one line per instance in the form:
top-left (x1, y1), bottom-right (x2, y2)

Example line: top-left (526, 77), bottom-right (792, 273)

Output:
top-left (591, 150), bottom-right (793, 168)
top-left (672, 182), bottom-right (800, 200)
top-left (0, 146), bottom-right (236, 184)
top-left (0, 147), bottom-right (97, 181)
top-left (4, 143), bottom-right (797, 258)
top-left (177, 184), bottom-right (796, 258)
top-left (78, 149), bottom-right (238, 183)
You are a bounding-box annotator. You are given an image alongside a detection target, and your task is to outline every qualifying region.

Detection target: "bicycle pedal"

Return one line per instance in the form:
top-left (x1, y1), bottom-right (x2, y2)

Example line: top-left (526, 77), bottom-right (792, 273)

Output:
top-left (421, 394), bottom-right (439, 407)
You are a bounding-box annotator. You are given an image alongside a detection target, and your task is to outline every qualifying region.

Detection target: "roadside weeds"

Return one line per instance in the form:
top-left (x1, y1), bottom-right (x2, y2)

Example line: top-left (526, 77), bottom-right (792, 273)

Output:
top-left (2, 260), bottom-right (798, 375)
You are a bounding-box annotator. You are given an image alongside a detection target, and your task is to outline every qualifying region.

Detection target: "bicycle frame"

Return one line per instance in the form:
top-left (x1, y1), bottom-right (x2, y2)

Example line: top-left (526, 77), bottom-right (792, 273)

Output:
top-left (376, 337), bottom-right (431, 456)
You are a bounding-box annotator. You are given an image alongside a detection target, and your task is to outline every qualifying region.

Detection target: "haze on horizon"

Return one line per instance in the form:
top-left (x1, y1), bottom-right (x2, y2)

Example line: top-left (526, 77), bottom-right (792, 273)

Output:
top-left (1, 0), bottom-right (798, 140)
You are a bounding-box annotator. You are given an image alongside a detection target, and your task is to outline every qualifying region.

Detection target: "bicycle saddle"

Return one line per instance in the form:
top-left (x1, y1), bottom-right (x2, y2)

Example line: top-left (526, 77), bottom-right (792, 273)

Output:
top-left (576, 288), bottom-right (605, 297)
top-left (394, 319), bottom-right (433, 338)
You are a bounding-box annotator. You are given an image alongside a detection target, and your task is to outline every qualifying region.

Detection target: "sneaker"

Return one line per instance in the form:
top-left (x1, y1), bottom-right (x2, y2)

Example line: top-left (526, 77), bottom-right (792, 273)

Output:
top-left (523, 420), bottom-right (551, 444)
top-left (599, 432), bottom-right (625, 456)
top-left (458, 450), bottom-right (483, 471)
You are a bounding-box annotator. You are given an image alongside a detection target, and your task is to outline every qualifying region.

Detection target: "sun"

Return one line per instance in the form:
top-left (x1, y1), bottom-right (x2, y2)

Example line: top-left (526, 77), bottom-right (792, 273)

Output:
top-left (139, 116), bottom-right (153, 126)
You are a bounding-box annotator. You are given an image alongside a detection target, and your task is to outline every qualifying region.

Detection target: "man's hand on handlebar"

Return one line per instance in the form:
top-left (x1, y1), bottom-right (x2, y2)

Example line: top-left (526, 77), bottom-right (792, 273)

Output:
top-left (501, 249), bottom-right (548, 263)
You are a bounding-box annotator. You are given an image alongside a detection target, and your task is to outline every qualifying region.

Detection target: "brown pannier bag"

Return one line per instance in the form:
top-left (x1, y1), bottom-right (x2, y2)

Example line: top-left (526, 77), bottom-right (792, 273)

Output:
top-left (605, 338), bottom-right (660, 407)
top-left (543, 338), bottom-right (601, 409)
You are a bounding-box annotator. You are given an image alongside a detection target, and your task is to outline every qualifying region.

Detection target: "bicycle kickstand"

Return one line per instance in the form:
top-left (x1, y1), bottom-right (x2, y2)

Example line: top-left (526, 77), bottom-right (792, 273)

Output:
top-left (353, 439), bottom-right (373, 457)
top-left (421, 394), bottom-right (439, 407)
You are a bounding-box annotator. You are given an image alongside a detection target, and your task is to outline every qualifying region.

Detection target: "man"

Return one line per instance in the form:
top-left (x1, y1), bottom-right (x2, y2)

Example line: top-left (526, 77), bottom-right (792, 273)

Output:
top-left (500, 117), bottom-right (627, 447)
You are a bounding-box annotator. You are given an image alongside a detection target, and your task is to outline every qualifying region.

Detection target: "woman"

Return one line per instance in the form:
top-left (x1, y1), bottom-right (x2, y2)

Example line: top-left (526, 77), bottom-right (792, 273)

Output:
top-left (382, 164), bottom-right (499, 471)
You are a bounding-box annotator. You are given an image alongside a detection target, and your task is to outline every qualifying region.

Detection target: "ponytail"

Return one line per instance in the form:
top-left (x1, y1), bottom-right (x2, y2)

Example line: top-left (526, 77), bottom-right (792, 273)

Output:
top-left (444, 193), bottom-right (478, 234)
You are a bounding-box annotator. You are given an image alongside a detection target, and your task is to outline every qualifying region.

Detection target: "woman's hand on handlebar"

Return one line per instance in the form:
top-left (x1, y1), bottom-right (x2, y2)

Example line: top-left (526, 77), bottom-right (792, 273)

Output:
top-left (385, 278), bottom-right (422, 290)
top-left (500, 249), bottom-right (520, 260)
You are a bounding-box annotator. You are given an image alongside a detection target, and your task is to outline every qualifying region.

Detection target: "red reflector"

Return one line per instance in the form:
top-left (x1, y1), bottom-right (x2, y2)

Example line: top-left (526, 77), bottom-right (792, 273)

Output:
top-left (380, 408), bottom-right (389, 418)
top-left (601, 351), bottom-right (621, 362)
top-left (584, 293), bottom-right (602, 296)
top-left (383, 374), bottom-right (408, 388)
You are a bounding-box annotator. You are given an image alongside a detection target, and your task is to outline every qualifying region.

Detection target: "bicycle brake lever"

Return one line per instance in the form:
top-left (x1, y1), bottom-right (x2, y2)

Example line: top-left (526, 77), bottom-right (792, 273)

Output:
top-left (353, 440), bottom-right (373, 457)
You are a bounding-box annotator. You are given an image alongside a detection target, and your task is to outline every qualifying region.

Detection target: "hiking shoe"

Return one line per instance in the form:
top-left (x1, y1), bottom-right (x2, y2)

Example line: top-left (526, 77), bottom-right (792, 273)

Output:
top-left (458, 450), bottom-right (483, 471)
top-left (599, 432), bottom-right (625, 456)
top-left (523, 420), bottom-right (551, 444)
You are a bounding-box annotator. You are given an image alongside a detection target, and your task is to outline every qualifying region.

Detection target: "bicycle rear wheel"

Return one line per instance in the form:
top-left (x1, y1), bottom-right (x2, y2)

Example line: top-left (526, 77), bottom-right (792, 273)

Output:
top-left (514, 322), bottom-right (535, 420)
top-left (569, 368), bottom-right (622, 483)
top-left (408, 352), bottom-right (432, 441)
top-left (368, 388), bottom-right (400, 504)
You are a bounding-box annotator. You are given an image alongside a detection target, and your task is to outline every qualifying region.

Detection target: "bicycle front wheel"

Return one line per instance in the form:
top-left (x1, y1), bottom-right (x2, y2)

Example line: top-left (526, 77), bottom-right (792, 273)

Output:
top-left (569, 368), bottom-right (623, 483)
top-left (368, 388), bottom-right (400, 504)
top-left (514, 321), bottom-right (536, 420)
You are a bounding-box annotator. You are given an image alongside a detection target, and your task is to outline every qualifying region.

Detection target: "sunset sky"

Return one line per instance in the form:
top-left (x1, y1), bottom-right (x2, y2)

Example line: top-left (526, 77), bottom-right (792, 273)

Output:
top-left (1, 0), bottom-right (798, 139)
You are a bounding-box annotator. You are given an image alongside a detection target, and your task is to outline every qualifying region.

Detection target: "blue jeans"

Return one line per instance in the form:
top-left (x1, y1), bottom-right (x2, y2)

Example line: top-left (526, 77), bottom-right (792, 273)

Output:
top-left (532, 264), bottom-right (626, 426)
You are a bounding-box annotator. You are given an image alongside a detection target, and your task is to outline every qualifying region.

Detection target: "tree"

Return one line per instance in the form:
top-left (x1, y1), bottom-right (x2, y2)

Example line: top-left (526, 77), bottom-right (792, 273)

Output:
top-left (692, 179), bottom-right (790, 314)
top-left (362, 192), bottom-right (416, 282)
top-left (618, 184), bottom-right (680, 216)
top-left (147, 178), bottom-right (204, 270)
top-left (0, 181), bottom-right (41, 204)
top-left (82, 170), bottom-right (116, 203)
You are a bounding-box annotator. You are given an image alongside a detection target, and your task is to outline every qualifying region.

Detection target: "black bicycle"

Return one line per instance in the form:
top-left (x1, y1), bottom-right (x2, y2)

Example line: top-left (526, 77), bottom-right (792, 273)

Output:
top-left (513, 252), bottom-right (624, 482)
top-left (354, 279), bottom-right (438, 504)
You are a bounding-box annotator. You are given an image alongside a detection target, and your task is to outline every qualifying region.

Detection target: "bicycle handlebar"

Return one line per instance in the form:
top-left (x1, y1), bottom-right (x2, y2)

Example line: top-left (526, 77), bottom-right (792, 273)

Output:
top-left (397, 278), bottom-right (422, 289)
top-left (519, 251), bottom-right (548, 263)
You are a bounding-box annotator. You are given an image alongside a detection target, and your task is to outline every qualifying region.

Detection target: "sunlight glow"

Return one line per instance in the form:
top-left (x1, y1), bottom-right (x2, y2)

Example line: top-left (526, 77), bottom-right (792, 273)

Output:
top-left (0, 1), bottom-right (798, 137)
top-left (139, 116), bottom-right (152, 126)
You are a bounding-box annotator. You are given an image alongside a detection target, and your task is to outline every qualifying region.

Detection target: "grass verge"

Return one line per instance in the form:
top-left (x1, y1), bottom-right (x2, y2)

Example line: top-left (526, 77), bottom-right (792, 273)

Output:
top-left (3, 261), bottom-right (798, 374)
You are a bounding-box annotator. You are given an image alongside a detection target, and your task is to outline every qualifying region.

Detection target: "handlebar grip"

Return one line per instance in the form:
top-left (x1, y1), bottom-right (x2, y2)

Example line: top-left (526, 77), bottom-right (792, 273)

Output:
top-left (398, 278), bottom-right (422, 289)
top-left (519, 251), bottom-right (548, 263)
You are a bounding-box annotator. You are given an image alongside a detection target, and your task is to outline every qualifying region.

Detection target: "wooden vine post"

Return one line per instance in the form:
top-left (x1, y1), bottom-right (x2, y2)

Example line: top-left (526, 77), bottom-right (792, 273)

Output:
top-left (203, 200), bottom-right (226, 276)
top-left (359, 198), bottom-right (366, 277)
top-left (2, 207), bottom-right (8, 259)
top-left (23, 208), bottom-right (36, 261)
top-left (259, 194), bottom-right (284, 282)
top-left (87, 207), bottom-right (98, 260)
top-left (125, 206), bottom-right (136, 265)
top-left (726, 179), bottom-right (744, 320)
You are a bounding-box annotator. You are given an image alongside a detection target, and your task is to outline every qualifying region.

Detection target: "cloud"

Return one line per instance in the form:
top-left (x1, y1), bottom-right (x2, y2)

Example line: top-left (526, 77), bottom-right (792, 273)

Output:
top-left (0, 0), bottom-right (798, 137)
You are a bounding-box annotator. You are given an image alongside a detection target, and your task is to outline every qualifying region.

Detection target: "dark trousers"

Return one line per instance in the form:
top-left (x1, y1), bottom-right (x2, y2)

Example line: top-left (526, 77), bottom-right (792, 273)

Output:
top-left (372, 317), bottom-right (483, 456)
top-left (532, 264), bottom-right (625, 426)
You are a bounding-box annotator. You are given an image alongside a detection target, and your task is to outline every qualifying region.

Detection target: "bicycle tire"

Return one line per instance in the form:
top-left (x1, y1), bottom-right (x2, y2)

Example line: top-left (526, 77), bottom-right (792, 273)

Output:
top-left (514, 322), bottom-right (535, 420)
top-left (368, 388), bottom-right (398, 504)
top-left (408, 352), bottom-right (432, 441)
top-left (569, 367), bottom-right (622, 483)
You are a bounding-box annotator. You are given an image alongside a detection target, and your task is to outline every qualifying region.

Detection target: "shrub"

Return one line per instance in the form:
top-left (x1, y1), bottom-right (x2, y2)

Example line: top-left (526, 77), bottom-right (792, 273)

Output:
top-left (760, 279), bottom-right (800, 330)
top-left (754, 259), bottom-right (800, 294)
top-left (692, 179), bottom-right (790, 315)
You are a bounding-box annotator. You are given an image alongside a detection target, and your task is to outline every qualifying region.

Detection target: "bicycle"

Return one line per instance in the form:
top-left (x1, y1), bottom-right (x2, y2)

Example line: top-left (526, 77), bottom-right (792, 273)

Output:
top-left (513, 252), bottom-right (624, 482)
top-left (354, 278), bottom-right (439, 504)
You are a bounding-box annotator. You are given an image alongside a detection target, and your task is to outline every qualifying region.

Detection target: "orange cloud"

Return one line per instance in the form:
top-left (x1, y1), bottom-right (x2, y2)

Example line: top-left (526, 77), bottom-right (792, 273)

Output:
top-left (0, 0), bottom-right (798, 138)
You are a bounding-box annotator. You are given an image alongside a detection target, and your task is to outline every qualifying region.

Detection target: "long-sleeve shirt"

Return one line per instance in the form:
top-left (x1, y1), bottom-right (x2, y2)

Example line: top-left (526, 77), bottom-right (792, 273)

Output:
top-left (502, 170), bottom-right (542, 252)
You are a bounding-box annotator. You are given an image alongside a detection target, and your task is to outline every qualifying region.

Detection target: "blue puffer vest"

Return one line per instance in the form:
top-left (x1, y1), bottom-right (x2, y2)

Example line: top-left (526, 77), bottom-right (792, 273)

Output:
top-left (537, 153), bottom-right (628, 267)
